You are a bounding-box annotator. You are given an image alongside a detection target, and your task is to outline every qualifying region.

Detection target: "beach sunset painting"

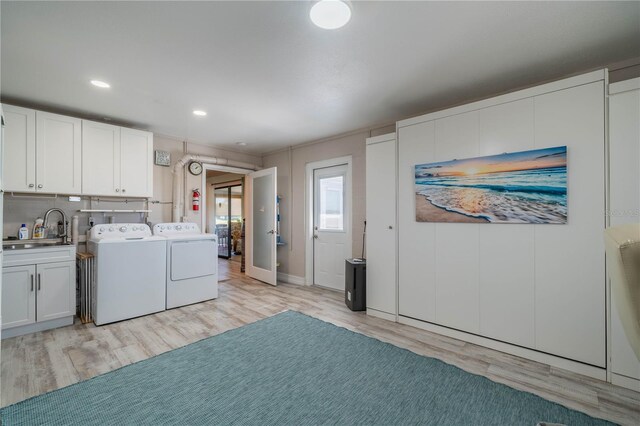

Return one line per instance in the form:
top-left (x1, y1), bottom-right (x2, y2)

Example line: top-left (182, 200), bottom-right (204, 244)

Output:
top-left (414, 146), bottom-right (567, 224)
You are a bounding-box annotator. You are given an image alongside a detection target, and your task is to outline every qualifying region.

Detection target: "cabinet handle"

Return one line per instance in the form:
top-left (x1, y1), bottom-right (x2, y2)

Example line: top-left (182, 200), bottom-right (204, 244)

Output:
top-left (37, 184), bottom-right (43, 189)
top-left (122, 189), bottom-right (126, 193)
top-left (30, 274), bottom-right (34, 292)
top-left (37, 274), bottom-right (41, 291)
top-left (388, 225), bottom-right (393, 229)
top-left (115, 188), bottom-right (120, 192)
top-left (28, 183), bottom-right (34, 188)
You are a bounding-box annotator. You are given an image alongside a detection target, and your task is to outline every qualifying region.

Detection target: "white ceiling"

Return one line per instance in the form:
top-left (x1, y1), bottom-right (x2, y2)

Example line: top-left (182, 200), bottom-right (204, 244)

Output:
top-left (2, 1), bottom-right (639, 154)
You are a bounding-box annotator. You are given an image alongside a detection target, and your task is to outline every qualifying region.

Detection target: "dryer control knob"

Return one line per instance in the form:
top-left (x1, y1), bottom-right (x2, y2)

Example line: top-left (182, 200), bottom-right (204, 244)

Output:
top-left (99, 227), bottom-right (105, 232)
top-left (119, 226), bottom-right (127, 233)
top-left (176, 225), bottom-right (182, 231)
top-left (132, 226), bottom-right (138, 231)
top-left (109, 227), bottom-right (114, 232)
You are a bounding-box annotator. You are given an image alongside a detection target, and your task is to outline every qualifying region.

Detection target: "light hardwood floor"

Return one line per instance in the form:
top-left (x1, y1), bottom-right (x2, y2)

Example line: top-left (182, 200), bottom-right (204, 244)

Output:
top-left (2, 259), bottom-right (639, 425)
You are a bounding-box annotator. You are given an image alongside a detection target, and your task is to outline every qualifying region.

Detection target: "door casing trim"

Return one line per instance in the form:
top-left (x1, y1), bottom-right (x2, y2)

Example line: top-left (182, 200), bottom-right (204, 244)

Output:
top-left (304, 156), bottom-right (353, 286)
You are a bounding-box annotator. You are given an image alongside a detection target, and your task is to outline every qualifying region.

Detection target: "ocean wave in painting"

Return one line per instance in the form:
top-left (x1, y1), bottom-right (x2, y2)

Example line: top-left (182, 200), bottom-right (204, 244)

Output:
top-left (415, 167), bottom-right (567, 223)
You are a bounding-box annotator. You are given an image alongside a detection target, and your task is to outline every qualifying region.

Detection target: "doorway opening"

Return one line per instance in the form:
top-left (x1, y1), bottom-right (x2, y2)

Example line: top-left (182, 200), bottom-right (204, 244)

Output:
top-left (203, 168), bottom-right (246, 281)
top-left (201, 164), bottom-right (279, 286)
top-left (305, 156), bottom-right (352, 290)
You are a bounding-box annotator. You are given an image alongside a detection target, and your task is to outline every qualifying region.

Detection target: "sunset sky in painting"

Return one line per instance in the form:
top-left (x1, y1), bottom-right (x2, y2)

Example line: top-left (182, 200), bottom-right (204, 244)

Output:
top-left (415, 146), bottom-right (567, 177)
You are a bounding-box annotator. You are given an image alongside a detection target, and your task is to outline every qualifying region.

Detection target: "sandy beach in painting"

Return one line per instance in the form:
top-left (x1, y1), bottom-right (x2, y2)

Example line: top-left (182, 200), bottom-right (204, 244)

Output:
top-left (415, 194), bottom-right (488, 223)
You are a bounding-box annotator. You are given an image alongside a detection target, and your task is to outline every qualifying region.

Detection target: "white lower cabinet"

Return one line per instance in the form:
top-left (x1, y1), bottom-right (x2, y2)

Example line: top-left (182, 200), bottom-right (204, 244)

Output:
top-left (1, 264), bottom-right (36, 329)
top-left (2, 260), bottom-right (75, 336)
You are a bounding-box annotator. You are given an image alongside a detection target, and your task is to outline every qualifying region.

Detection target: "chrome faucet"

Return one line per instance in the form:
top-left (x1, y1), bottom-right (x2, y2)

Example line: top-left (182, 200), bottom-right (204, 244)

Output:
top-left (43, 208), bottom-right (68, 244)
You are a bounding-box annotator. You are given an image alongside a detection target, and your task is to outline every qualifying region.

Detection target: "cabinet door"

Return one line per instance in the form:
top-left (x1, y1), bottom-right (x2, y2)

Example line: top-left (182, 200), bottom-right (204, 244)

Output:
top-left (366, 137), bottom-right (397, 315)
top-left (120, 128), bottom-right (153, 197)
top-left (2, 265), bottom-right (36, 329)
top-left (36, 111), bottom-right (82, 194)
top-left (36, 261), bottom-right (75, 322)
top-left (82, 120), bottom-right (121, 196)
top-left (3, 105), bottom-right (36, 192)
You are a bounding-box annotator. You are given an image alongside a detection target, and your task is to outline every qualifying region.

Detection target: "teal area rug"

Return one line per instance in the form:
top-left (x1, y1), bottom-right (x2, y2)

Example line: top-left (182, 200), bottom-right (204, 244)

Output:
top-left (1, 311), bottom-right (614, 425)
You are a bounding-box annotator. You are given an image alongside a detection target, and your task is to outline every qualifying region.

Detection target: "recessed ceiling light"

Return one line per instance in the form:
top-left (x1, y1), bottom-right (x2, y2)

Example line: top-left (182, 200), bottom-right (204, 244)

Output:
top-left (310, 0), bottom-right (351, 30)
top-left (193, 110), bottom-right (207, 116)
top-left (235, 142), bottom-right (247, 146)
top-left (90, 80), bottom-right (110, 88)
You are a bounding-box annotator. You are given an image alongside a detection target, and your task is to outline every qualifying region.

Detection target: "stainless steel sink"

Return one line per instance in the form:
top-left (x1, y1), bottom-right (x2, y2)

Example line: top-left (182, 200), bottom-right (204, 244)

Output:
top-left (2, 240), bottom-right (71, 250)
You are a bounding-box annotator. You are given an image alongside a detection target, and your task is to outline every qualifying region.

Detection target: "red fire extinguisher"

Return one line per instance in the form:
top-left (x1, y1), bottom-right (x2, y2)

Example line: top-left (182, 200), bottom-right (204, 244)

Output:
top-left (192, 189), bottom-right (200, 211)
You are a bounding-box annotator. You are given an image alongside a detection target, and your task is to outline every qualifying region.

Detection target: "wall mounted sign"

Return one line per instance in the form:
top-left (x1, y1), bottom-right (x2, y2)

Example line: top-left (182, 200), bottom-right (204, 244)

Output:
top-left (154, 150), bottom-right (171, 167)
top-left (414, 146), bottom-right (567, 224)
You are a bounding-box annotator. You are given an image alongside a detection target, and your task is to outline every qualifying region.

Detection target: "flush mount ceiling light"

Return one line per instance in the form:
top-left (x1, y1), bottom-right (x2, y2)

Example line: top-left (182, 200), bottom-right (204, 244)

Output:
top-left (235, 142), bottom-right (247, 146)
top-left (193, 110), bottom-right (207, 116)
top-left (90, 80), bottom-right (110, 88)
top-left (310, 0), bottom-right (351, 30)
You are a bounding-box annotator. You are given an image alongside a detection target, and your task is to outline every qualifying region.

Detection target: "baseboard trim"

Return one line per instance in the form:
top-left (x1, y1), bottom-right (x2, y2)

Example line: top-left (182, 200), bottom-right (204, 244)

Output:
top-left (611, 372), bottom-right (640, 391)
top-left (366, 308), bottom-right (396, 322)
top-left (2, 316), bottom-right (74, 339)
top-left (277, 272), bottom-right (306, 286)
top-left (398, 315), bottom-right (607, 381)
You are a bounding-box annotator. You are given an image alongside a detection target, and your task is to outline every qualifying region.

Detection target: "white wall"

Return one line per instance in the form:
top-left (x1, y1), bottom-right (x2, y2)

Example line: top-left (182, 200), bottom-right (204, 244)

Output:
top-left (261, 125), bottom-right (394, 279)
top-left (397, 72), bottom-right (606, 367)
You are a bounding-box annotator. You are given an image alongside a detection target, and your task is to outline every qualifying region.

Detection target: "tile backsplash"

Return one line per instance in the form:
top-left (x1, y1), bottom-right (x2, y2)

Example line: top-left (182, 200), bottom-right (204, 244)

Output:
top-left (3, 193), bottom-right (148, 243)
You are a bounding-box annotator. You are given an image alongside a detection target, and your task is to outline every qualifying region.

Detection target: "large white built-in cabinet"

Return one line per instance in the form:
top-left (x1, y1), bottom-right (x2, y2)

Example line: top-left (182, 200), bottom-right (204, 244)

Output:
top-left (365, 133), bottom-right (397, 321)
top-left (2, 104), bottom-right (153, 197)
top-left (364, 70), bottom-right (610, 379)
top-left (608, 77), bottom-right (640, 391)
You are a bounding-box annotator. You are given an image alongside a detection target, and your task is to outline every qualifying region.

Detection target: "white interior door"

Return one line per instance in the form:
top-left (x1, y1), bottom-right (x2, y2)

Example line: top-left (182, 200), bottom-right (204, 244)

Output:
top-left (313, 164), bottom-right (349, 290)
top-left (246, 167), bottom-right (277, 285)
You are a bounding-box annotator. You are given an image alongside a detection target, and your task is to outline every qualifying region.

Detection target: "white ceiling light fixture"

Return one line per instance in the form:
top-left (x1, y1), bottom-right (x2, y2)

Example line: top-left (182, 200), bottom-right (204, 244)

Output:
top-left (90, 80), bottom-right (110, 88)
top-left (193, 110), bottom-right (207, 116)
top-left (235, 142), bottom-right (247, 146)
top-left (310, 0), bottom-right (351, 30)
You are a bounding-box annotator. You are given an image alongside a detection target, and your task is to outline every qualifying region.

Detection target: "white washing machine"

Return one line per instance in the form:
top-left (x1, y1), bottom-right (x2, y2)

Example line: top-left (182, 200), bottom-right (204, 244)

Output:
top-left (153, 223), bottom-right (218, 309)
top-left (88, 223), bottom-right (167, 325)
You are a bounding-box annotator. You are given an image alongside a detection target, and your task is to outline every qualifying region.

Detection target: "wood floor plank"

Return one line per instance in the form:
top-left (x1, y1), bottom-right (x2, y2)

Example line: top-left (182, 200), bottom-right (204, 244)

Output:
top-left (1, 258), bottom-right (638, 425)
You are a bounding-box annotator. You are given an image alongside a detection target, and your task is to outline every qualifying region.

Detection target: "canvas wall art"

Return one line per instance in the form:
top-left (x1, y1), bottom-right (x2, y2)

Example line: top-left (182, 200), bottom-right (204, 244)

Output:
top-left (414, 146), bottom-right (567, 224)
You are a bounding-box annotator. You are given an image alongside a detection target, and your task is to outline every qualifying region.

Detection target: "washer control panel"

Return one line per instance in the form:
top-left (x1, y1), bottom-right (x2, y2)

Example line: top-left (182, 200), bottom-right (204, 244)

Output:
top-left (90, 223), bottom-right (152, 240)
top-left (152, 222), bottom-right (201, 236)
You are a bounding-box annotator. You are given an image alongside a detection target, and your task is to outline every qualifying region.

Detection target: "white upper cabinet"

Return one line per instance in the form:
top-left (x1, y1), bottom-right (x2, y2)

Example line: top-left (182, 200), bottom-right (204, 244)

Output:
top-left (120, 127), bottom-right (153, 197)
top-left (82, 120), bottom-right (121, 196)
top-left (3, 106), bottom-right (81, 194)
top-left (82, 121), bottom-right (153, 198)
top-left (3, 105), bottom-right (36, 192)
top-left (36, 111), bottom-right (82, 194)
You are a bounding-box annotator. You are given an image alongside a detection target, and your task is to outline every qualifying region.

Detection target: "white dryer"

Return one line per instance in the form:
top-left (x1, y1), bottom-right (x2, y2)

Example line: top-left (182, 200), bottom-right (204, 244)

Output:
top-left (153, 223), bottom-right (218, 309)
top-left (88, 223), bottom-right (167, 326)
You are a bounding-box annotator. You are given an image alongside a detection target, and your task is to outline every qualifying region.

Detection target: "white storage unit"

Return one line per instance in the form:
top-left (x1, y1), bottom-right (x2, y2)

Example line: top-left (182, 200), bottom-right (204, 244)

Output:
top-left (608, 77), bottom-right (640, 391)
top-left (1, 105), bottom-right (153, 197)
top-left (396, 70), bottom-right (607, 373)
top-left (2, 106), bottom-right (81, 194)
top-left (365, 133), bottom-right (397, 320)
top-left (1, 244), bottom-right (76, 339)
top-left (82, 121), bottom-right (153, 197)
